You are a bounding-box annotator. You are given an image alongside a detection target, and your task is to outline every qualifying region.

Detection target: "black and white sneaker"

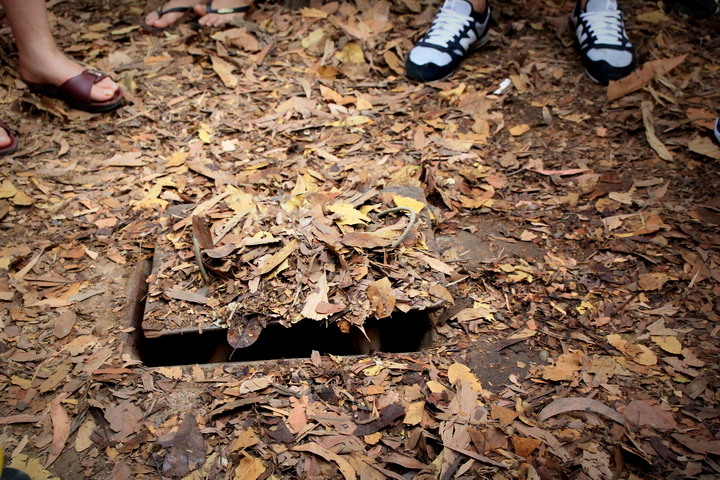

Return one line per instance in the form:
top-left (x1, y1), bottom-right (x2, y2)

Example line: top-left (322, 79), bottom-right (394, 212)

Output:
top-left (405, 0), bottom-right (491, 82)
top-left (714, 117), bottom-right (720, 144)
top-left (572, 0), bottom-right (636, 85)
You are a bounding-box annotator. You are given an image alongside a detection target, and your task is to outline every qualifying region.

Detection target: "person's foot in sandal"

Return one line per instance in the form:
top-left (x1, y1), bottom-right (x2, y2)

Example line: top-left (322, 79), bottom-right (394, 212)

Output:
top-left (20, 52), bottom-right (121, 110)
top-left (145, 0), bottom-right (206, 30)
top-left (0, 120), bottom-right (18, 156)
top-left (193, 0), bottom-right (253, 27)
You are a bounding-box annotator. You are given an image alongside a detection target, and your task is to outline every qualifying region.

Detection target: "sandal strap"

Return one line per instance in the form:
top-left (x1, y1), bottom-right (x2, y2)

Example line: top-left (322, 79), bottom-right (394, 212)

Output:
top-left (205, 0), bottom-right (250, 14)
top-left (156, 5), bottom-right (194, 17)
top-left (58, 70), bottom-right (108, 104)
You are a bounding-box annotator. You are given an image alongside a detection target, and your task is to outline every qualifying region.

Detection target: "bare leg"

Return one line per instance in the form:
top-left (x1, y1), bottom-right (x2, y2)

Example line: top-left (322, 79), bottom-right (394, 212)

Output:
top-left (144, 0), bottom-right (206, 29)
top-left (193, 0), bottom-right (253, 27)
top-left (0, 0), bottom-right (119, 102)
top-left (467, 0), bottom-right (486, 11)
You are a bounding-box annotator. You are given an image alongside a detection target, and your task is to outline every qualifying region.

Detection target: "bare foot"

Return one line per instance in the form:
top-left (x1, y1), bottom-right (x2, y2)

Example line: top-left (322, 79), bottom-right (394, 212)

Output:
top-left (0, 127), bottom-right (12, 150)
top-left (145, 0), bottom-right (205, 30)
top-left (20, 53), bottom-right (119, 103)
top-left (193, 0), bottom-right (253, 27)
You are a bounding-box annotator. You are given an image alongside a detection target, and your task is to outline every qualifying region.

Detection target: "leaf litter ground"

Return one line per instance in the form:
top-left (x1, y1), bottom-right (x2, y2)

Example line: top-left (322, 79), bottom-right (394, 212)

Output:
top-left (1, 0), bottom-right (720, 479)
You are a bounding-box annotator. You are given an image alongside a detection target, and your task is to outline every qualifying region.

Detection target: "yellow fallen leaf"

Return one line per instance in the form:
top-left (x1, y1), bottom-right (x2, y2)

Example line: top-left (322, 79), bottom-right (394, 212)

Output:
top-left (300, 7), bottom-right (329, 18)
top-left (157, 366), bottom-right (183, 380)
top-left (327, 115), bottom-right (372, 128)
top-left (336, 42), bottom-right (365, 64)
top-left (403, 401), bottom-right (425, 425)
top-left (651, 335), bottom-right (682, 355)
top-left (327, 202), bottom-right (372, 225)
top-left (447, 362), bottom-right (483, 392)
top-left (234, 453), bottom-right (266, 480)
top-left (198, 128), bottom-right (213, 144)
top-left (11, 191), bottom-right (33, 206)
top-left (0, 180), bottom-right (18, 199)
top-left (510, 124), bottom-right (531, 136)
top-left (167, 151), bottom-right (189, 167)
top-left (392, 195), bottom-right (425, 214)
top-left (301, 28), bottom-right (326, 49)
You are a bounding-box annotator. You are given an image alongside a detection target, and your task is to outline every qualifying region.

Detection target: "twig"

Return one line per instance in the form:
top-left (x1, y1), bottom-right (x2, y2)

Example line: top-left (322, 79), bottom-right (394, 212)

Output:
top-left (377, 207), bottom-right (417, 248)
top-left (192, 234), bottom-right (212, 285)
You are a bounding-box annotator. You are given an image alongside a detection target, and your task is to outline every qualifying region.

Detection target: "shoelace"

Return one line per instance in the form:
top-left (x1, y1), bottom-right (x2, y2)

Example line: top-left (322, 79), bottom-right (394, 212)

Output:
top-left (423, 8), bottom-right (474, 47)
top-left (579, 10), bottom-right (626, 46)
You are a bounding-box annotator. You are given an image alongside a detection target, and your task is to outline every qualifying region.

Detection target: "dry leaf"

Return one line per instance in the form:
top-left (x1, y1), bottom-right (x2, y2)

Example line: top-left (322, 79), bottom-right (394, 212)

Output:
top-left (366, 277), bottom-right (395, 318)
top-left (642, 101), bottom-right (673, 161)
top-left (211, 55), bottom-right (238, 88)
top-left (538, 397), bottom-right (626, 425)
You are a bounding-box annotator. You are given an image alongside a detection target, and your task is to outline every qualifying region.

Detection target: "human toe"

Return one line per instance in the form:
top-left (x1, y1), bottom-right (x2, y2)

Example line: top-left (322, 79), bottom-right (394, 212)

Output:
top-left (91, 77), bottom-right (120, 102)
top-left (0, 128), bottom-right (11, 149)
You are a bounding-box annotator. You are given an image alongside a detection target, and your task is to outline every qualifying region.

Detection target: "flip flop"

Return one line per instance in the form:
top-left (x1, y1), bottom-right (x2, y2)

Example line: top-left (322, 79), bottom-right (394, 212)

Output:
top-left (143, 5), bottom-right (195, 32)
top-left (190, 0), bottom-right (251, 28)
top-left (25, 70), bottom-right (124, 113)
top-left (0, 119), bottom-right (18, 157)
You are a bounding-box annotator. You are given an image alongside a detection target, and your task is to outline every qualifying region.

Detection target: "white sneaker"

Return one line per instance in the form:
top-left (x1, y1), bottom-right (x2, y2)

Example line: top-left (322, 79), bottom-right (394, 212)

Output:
top-left (572, 0), bottom-right (636, 84)
top-left (406, 0), bottom-right (491, 82)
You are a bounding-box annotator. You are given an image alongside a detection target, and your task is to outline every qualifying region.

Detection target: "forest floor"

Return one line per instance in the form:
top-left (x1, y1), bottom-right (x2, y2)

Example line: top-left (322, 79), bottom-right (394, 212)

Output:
top-left (1, 0), bottom-right (719, 479)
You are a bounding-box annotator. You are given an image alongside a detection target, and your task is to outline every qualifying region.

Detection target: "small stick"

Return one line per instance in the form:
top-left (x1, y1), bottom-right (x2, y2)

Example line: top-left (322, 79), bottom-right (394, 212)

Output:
top-left (192, 234), bottom-right (212, 285)
top-left (377, 207), bottom-right (417, 248)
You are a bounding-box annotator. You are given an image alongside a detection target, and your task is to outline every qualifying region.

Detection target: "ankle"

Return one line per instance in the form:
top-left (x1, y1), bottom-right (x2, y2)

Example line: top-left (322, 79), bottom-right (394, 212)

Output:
top-left (467, 0), bottom-right (487, 13)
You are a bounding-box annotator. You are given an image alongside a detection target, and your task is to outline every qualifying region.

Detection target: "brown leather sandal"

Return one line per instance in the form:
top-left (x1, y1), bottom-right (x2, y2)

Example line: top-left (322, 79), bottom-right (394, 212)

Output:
top-left (0, 119), bottom-right (18, 157)
top-left (25, 70), bottom-right (124, 113)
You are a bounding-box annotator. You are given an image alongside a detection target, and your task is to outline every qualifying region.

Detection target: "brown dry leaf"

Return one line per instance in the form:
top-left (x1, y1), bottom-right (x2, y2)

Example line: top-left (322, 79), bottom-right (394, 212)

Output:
top-left (607, 55), bottom-right (685, 101)
top-left (341, 232), bottom-right (393, 248)
top-left (366, 277), bottom-right (395, 318)
top-left (641, 101), bottom-right (673, 161)
top-left (229, 428), bottom-right (261, 452)
top-left (428, 283), bottom-right (454, 303)
top-left (257, 239), bottom-right (299, 275)
top-left (672, 434), bottom-right (720, 455)
top-left (157, 366), bottom-right (183, 380)
top-left (53, 310), bottom-right (76, 339)
top-left (234, 453), bottom-right (266, 480)
top-left (105, 400), bottom-right (144, 442)
top-left (638, 272), bottom-right (672, 291)
top-left (403, 401), bottom-right (425, 426)
top-left (538, 397), bottom-right (626, 425)
top-left (211, 55), bottom-right (238, 88)
top-left (651, 336), bottom-right (682, 354)
top-left (238, 376), bottom-right (273, 394)
top-left (491, 405), bottom-right (518, 427)
top-left (688, 136), bottom-right (720, 159)
top-left (164, 289), bottom-right (208, 305)
top-left (541, 352), bottom-right (584, 381)
top-left (621, 400), bottom-right (677, 431)
top-left (161, 414), bottom-right (206, 478)
top-left (512, 436), bottom-right (541, 457)
top-left (292, 442), bottom-right (357, 480)
top-left (606, 334), bottom-right (657, 366)
top-left (406, 251), bottom-right (455, 275)
top-left (300, 272), bottom-right (331, 320)
top-left (74, 418), bottom-right (97, 452)
top-left (287, 404), bottom-right (308, 433)
top-left (47, 395), bottom-right (71, 466)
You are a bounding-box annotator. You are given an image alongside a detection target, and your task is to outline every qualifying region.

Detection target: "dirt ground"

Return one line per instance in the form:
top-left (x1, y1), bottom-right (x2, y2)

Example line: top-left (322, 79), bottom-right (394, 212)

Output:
top-left (1, 0), bottom-right (719, 479)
